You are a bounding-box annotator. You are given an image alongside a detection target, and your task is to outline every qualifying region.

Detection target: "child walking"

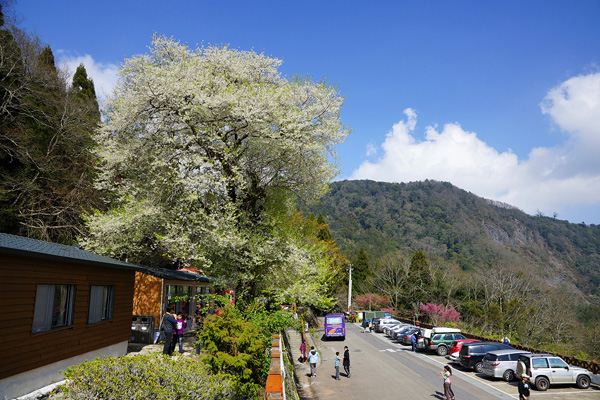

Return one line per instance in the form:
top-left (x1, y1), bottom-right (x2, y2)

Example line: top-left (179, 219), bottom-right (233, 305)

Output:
top-left (175, 312), bottom-right (187, 354)
top-left (334, 352), bottom-right (341, 380)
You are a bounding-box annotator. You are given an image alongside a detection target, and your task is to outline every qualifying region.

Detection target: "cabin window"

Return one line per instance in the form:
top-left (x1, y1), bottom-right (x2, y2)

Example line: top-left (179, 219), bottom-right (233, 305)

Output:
top-left (166, 285), bottom-right (193, 316)
top-left (88, 285), bottom-right (115, 324)
top-left (32, 284), bottom-right (76, 333)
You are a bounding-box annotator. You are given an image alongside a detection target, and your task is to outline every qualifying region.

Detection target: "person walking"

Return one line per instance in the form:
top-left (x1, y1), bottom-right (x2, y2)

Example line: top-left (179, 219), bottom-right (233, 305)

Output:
top-left (299, 339), bottom-right (307, 362)
top-left (343, 346), bottom-right (351, 378)
top-left (334, 352), bottom-right (341, 380)
top-left (308, 346), bottom-right (319, 377)
top-left (518, 374), bottom-right (531, 400)
top-left (440, 365), bottom-right (455, 400)
top-left (411, 332), bottom-right (417, 351)
top-left (161, 306), bottom-right (177, 356)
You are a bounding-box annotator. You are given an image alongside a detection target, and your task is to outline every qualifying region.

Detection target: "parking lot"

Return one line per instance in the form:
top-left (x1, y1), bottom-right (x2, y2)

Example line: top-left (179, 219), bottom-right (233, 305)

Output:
top-left (368, 323), bottom-right (600, 399)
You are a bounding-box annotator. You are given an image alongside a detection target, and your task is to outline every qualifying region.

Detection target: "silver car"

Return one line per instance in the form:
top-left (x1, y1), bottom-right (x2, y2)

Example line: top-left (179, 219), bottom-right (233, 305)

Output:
top-left (398, 327), bottom-right (420, 345)
top-left (516, 353), bottom-right (593, 391)
top-left (375, 318), bottom-right (400, 333)
top-left (383, 323), bottom-right (404, 337)
top-left (385, 323), bottom-right (410, 337)
top-left (481, 349), bottom-right (530, 381)
top-left (391, 325), bottom-right (416, 340)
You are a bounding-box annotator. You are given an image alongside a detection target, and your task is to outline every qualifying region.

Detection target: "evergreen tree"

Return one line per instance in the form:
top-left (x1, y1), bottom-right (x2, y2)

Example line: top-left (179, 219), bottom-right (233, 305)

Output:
top-left (0, 23), bottom-right (101, 242)
top-left (316, 213), bottom-right (333, 242)
top-left (352, 247), bottom-right (370, 293)
top-left (406, 250), bottom-right (433, 304)
top-left (71, 63), bottom-right (100, 121)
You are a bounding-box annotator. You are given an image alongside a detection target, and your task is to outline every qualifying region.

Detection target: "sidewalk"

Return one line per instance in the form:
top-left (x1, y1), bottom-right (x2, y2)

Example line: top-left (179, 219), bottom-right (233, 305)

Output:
top-left (126, 328), bottom-right (199, 356)
top-left (286, 327), bottom-right (320, 400)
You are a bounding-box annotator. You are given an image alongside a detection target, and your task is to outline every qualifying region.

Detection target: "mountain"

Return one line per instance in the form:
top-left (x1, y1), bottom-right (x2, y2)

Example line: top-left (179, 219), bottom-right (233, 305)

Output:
top-left (301, 180), bottom-right (600, 299)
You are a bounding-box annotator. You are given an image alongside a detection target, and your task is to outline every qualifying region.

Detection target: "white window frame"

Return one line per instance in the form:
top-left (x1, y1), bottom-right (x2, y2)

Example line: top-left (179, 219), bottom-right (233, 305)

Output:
top-left (32, 284), bottom-right (76, 333)
top-left (88, 285), bottom-right (115, 324)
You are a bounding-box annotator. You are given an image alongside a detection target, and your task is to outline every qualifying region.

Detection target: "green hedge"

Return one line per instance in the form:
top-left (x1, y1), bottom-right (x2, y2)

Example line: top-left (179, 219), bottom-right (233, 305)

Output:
top-left (60, 354), bottom-right (233, 399)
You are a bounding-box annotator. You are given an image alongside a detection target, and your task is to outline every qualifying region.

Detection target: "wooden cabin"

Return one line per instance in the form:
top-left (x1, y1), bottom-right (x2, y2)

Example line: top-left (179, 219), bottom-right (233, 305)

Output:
top-left (0, 233), bottom-right (142, 399)
top-left (132, 266), bottom-right (211, 331)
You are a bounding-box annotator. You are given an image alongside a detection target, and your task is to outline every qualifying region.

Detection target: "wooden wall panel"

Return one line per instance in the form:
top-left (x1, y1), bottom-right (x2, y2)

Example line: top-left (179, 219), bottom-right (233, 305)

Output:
top-left (0, 254), bottom-right (135, 379)
top-left (132, 272), bottom-right (162, 327)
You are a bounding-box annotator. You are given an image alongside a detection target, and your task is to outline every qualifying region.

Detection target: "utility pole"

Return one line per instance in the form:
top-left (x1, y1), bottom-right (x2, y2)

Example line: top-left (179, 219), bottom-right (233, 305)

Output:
top-left (347, 263), bottom-right (353, 313)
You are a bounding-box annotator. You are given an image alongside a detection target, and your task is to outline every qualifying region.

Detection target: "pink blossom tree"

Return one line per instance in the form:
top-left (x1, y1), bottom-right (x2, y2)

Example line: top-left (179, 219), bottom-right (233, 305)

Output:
top-left (354, 293), bottom-right (391, 311)
top-left (420, 303), bottom-right (461, 326)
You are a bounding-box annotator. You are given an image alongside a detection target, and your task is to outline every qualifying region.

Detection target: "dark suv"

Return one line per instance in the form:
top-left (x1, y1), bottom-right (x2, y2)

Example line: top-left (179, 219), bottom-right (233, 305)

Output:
top-left (458, 341), bottom-right (513, 373)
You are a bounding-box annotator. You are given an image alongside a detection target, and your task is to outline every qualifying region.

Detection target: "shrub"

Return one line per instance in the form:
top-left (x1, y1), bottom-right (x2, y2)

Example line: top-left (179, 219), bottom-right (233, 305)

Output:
top-left (60, 354), bottom-right (233, 399)
top-left (198, 304), bottom-right (266, 397)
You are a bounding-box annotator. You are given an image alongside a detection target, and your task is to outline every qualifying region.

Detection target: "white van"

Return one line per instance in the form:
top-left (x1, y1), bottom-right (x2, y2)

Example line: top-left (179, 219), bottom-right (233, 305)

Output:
top-left (416, 327), bottom-right (461, 349)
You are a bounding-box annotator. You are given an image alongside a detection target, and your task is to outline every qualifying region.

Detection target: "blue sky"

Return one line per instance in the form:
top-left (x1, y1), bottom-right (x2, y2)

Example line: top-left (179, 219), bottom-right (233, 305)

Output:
top-left (12, 0), bottom-right (600, 224)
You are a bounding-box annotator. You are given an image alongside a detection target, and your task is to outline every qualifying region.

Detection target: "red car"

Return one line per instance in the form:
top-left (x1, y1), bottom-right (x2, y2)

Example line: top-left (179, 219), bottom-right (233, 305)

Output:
top-left (448, 339), bottom-right (479, 361)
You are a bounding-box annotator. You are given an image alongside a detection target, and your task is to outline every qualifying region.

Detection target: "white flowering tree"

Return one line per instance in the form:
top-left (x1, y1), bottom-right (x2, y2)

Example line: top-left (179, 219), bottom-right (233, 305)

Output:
top-left (82, 36), bottom-right (349, 305)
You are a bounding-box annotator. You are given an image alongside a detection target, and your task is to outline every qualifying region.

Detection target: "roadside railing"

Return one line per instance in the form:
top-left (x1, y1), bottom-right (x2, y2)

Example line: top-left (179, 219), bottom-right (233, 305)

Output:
top-left (392, 315), bottom-right (599, 375)
top-left (264, 333), bottom-right (285, 400)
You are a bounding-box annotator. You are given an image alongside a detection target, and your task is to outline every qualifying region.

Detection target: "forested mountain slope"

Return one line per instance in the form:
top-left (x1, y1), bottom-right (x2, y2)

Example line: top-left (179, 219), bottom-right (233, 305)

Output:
top-left (302, 180), bottom-right (600, 299)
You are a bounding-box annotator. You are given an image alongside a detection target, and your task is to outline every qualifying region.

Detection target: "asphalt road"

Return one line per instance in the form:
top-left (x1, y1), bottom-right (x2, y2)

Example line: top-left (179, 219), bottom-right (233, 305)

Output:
top-left (308, 322), bottom-right (600, 400)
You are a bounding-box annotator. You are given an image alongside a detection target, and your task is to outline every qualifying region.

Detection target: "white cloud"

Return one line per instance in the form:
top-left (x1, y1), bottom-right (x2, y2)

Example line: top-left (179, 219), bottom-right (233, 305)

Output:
top-left (58, 53), bottom-right (119, 103)
top-left (365, 143), bottom-right (377, 157)
top-left (541, 73), bottom-right (600, 147)
top-left (351, 72), bottom-right (600, 222)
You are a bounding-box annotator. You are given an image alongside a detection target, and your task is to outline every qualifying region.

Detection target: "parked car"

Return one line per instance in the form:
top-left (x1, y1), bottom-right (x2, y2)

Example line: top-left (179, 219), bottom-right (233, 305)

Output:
top-left (387, 323), bottom-right (411, 335)
top-left (516, 353), bottom-right (592, 391)
top-left (371, 317), bottom-right (382, 331)
top-left (375, 318), bottom-right (400, 333)
top-left (458, 341), bottom-right (513, 373)
top-left (447, 339), bottom-right (479, 361)
top-left (417, 327), bottom-right (461, 350)
top-left (391, 325), bottom-right (416, 340)
top-left (481, 349), bottom-right (531, 381)
top-left (383, 322), bottom-right (405, 337)
top-left (427, 332), bottom-right (467, 356)
top-left (398, 327), bottom-right (421, 345)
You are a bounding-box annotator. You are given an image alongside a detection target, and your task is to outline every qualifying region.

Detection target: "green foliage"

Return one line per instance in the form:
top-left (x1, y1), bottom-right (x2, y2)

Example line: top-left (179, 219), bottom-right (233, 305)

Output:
top-left (197, 304), bottom-right (267, 397)
top-left (577, 304), bottom-right (600, 326)
top-left (352, 247), bottom-right (371, 293)
top-left (196, 298), bottom-right (299, 397)
top-left (71, 63), bottom-right (100, 121)
top-left (61, 354), bottom-right (233, 399)
top-left (72, 64), bottom-right (96, 99)
top-left (243, 300), bottom-right (301, 340)
top-left (406, 250), bottom-right (433, 304)
top-left (316, 213), bottom-right (333, 242)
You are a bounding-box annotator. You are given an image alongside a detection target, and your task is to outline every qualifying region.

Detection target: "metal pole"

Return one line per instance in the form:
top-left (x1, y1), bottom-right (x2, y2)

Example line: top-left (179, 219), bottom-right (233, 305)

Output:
top-left (347, 263), bottom-right (353, 313)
